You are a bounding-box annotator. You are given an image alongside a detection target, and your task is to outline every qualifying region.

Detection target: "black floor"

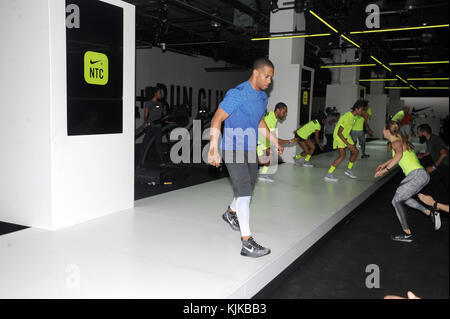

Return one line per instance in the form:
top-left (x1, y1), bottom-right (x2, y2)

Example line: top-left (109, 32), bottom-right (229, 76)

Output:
top-left (0, 222), bottom-right (28, 237)
top-left (255, 172), bottom-right (449, 299)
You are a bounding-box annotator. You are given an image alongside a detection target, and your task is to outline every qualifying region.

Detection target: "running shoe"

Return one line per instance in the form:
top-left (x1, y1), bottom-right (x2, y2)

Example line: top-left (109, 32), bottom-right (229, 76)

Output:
top-left (240, 237), bottom-right (271, 258)
top-left (344, 169), bottom-right (357, 179)
top-left (391, 233), bottom-right (413, 243)
top-left (324, 173), bottom-right (339, 182)
top-left (258, 175), bottom-right (275, 183)
top-left (302, 162), bottom-right (314, 168)
top-left (293, 156), bottom-right (304, 166)
top-left (222, 208), bottom-right (240, 231)
top-left (361, 154), bottom-right (370, 159)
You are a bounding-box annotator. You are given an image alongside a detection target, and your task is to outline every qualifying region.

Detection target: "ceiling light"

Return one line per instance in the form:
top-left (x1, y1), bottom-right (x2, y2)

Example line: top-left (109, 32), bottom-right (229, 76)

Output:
top-left (350, 24), bottom-right (449, 34)
top-left (309, 10), bottom-right (339, 33)
top-left (251, 33), bottom-right (331, 41)
top-left (321, 64), bottom-right (376, 68)
top-left (389, 61), bottom-right (450, 66)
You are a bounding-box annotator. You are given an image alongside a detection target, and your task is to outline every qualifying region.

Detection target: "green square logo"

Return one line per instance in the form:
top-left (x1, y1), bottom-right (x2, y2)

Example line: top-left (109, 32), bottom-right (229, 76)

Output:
top-left (84, 51), bottom-right (109, 85)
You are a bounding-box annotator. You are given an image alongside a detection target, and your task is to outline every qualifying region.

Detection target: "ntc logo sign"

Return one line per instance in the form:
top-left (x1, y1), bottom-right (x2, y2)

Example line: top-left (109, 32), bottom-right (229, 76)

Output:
top-left (84, 51), bottom-right (108, 85)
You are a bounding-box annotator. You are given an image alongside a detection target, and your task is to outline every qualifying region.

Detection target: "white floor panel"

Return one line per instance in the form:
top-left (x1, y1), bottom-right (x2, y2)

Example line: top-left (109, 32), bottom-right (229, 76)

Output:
top-left (0, 141), bottom-right (407, 298)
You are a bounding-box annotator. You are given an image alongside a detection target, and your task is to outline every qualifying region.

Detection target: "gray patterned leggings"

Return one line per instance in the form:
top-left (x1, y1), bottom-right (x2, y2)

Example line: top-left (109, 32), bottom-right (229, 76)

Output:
top-left (392, 169), bottom-right (430, 231)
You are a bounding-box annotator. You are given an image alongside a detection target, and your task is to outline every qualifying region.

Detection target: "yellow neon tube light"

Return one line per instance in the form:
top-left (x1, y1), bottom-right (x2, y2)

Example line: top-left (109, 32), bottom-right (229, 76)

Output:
top-left (418, 87), bottom-right (449, 90)
top-left (396, 75), bottom-right (409, 84)
top-left (351, 24), bottom-right (449, 34)
top-left (408, 78), bottom-right (450, 81)
top-left (309, 10), bottom-right (339, 33)
top-left (360, 79), bottom-right (397, 82)
top-left (341, 35), bottom-right (360, 48)
top-left (371, 56), bottom-right (392, 72)
top-left (390, 61), bottom-right (449, 66)
top-left (321, 64), bottom-right (376, 68)
top-left (251, 33), bottom-right (331, 41)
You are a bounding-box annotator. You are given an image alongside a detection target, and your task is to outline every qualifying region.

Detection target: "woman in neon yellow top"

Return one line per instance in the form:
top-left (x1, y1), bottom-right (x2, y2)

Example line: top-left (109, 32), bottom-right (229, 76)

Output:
top-left (293, 112), bottom-right (326, 168)
top-left (374, 121), bottom-right (440, 243)
top-left (324, 100), bottom-right (367, 182)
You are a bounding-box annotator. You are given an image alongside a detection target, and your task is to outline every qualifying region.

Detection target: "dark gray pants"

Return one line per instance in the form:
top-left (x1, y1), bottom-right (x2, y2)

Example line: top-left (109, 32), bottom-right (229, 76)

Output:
top-left (392, 169), bottom-right (430, 231)
top-left (224, 151), bottom-right (258, 197)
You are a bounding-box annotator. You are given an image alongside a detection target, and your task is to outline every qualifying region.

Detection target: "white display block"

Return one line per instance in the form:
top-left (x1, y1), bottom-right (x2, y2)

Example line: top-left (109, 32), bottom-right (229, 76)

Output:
top-left (0, 0), bottom-right (135, 230)
top-left (366, 94), bottom-right (389, 139)
top-left (267, 64), bottom-right (302, 163)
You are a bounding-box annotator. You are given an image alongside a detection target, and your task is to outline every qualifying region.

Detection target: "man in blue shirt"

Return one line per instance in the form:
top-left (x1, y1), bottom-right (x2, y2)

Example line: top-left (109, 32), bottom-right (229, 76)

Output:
top-left (208, 58), bottom-right (283, 258)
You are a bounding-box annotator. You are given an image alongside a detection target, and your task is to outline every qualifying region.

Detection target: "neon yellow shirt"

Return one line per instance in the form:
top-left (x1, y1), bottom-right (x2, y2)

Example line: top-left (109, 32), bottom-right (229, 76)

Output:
top-left (333, 111), bottom-right (356, 140)
top-left (296, 120), bottom-right (321, 139)
top-left (392, 149), bottom-right (423, 176)
top-left (353, 107), bottom-right (372, 131)
top-left (258, 111), bottom-right (278, 149)
top-left (392, 110), bottom-right (405, 122)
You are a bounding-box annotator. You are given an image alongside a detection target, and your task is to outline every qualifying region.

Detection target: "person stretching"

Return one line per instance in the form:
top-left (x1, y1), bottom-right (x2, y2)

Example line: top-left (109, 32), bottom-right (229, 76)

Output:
top-left (374, 121), bottom-right (440, 243)
top-left (324, 100), bottom-right (367, 182)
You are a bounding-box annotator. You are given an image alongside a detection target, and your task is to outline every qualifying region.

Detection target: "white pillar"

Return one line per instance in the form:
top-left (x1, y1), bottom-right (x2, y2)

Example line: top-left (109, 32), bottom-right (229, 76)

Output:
top-left (268, 4), bottom-right (306, 162)
top-left (0, 0), bottom-right (136, 230)
top-left (325, 47), bottom-right (364, 115)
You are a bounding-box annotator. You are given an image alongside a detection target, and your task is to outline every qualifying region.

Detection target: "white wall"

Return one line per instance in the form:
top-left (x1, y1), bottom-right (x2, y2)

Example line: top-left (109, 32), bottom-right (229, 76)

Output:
top-left (135, 48), bottom-right (250, 129)
top-left (401, 97), bottom-right (449, 119)
top-left (326, 84), bottom-right (360, 115)
top-left (0, 0), bottom-right (135, 230)
top-left (0, 0), bottom-right (53, 228)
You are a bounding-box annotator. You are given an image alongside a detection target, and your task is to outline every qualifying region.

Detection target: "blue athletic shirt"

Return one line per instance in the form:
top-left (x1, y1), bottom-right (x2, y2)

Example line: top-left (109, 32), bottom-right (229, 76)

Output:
top-left (220, 81), bottom-right (268, 151)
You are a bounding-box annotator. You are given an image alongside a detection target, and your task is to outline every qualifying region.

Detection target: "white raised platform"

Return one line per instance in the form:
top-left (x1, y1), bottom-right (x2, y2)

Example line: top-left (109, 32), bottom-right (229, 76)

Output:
top-left (0, 140), bottom-right (405, 298)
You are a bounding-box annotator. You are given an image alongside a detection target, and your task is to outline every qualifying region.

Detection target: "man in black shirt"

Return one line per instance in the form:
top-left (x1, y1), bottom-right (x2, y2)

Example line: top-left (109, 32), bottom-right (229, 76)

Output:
top-left (417, 124), bottom-right (449, 194)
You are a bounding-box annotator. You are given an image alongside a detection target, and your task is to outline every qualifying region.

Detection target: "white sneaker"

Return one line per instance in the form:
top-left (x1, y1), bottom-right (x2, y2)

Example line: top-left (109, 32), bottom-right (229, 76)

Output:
top-left (324, 173), bottom-right (339, 182)
top-left (258, 175), bottom-right (275, 183)
top-left (302, 162), bottom-right (314, 168)
top-left (431, 209), bottom-right (441, 231)
top-left (344, 169), bottom-right (357, 179)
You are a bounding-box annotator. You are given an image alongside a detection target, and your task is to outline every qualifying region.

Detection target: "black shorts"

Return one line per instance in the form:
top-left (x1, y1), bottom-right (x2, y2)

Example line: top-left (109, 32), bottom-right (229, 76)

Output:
top-left (295, 132), bottom-right (308, 142)
top-left (223, 150), bottom-right (258, 198)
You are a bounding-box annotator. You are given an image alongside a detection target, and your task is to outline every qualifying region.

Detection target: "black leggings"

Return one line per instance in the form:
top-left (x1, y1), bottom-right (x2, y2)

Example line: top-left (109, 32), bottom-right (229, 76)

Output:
top-left (138, 126), bottom-right (163, 166)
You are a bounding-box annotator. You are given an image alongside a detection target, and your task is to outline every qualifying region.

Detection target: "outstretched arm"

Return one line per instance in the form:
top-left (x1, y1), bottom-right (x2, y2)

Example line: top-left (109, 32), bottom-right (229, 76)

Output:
top-left (259, 119), bottom-right (284, 154)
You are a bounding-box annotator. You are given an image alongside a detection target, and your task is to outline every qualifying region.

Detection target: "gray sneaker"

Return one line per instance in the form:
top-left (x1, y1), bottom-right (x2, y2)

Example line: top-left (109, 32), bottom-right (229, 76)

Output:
top-left (302, 162), bottom-right (314, 168)
top-left (241, 237), bottom-right (271, 258)
top-left (293, 156), bottom-right (304, 166)
top-left (324, 173), bottom-right (339, 182)
top-left (222, 208), bottom-right (240, 231)
top-left (344, 169), bottom-right (357, 179)
top-left (258, 175), bottom-right (275, 183)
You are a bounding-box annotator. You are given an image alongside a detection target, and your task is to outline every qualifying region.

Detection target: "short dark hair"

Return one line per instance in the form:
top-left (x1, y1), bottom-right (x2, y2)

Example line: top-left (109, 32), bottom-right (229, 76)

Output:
top-left (314, 111), bottom-right (327, 122)
top-left (417, 124), bottom-right (432, 134)
top-left (274, 102), bottom-right (287, 112)
top-left (352, 99), bottom-right (368, 110)
top-left (253, 57), bottom-right (274, 70)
